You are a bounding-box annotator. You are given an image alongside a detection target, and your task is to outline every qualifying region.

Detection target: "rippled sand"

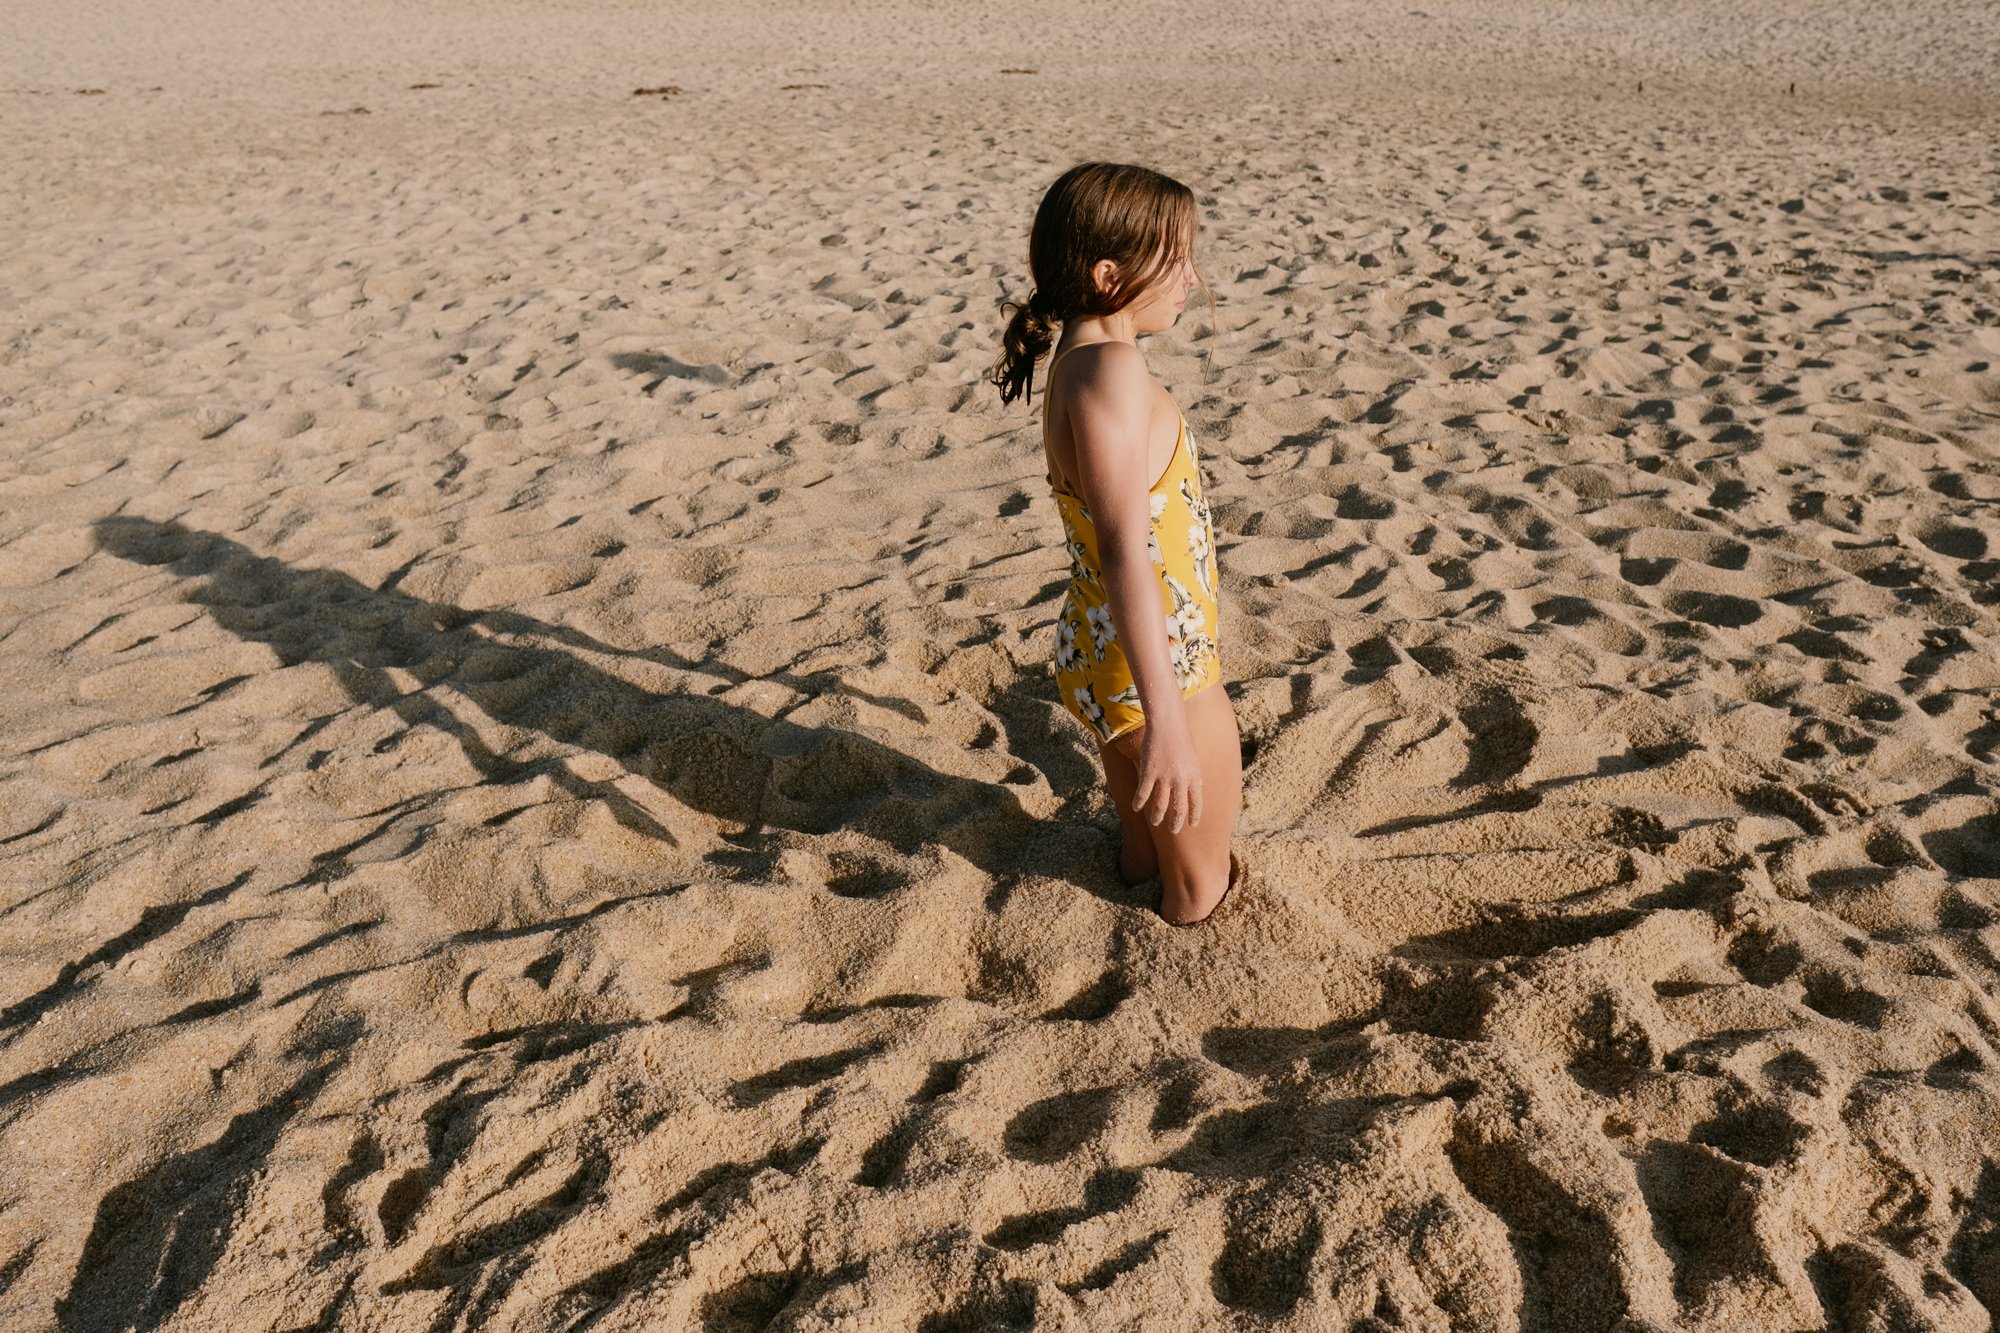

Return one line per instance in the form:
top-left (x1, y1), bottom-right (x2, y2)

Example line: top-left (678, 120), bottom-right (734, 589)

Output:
top-left (3, 2), bottom-right (1999, 1329)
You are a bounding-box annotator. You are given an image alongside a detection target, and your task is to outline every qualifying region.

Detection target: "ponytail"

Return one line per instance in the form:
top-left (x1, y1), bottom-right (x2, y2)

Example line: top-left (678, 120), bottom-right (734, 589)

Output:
top-left (991, 288), bottom-right (1059, 406)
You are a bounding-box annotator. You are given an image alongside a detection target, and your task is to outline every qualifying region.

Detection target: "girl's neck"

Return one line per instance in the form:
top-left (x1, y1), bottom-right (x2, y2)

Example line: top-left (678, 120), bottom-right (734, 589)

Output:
top-left (1062, 310), bottom-right (1146, 347)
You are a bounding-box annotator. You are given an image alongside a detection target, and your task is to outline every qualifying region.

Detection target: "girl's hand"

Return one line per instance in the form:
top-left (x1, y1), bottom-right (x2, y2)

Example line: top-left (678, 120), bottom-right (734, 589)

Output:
top-left (1130, 720), bottom-right (1204, 833)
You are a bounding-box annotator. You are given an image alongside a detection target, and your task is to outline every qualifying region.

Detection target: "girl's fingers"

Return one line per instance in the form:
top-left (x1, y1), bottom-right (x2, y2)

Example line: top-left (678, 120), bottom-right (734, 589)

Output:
top-left (1132, 771), bottom-right (1154, 812)
top-left (1136, 770), bottom-right (1204, 832)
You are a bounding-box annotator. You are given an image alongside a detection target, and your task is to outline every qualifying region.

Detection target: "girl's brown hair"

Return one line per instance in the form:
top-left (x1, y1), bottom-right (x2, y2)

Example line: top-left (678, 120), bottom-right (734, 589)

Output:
top-left (990, 161), bottom-right (1215, 407)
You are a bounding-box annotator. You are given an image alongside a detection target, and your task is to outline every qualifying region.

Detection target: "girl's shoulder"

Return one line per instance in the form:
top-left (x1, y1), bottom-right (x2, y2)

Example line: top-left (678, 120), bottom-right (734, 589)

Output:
top-left (1047, 340), bottom-right (1154, 406)
top-left (1049, 337), bottom-right (1145, 373)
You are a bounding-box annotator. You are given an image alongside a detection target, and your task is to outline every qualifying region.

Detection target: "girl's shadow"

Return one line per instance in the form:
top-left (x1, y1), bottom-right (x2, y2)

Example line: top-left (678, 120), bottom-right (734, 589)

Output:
top-left (92, 517), bottom-right (1097, 894)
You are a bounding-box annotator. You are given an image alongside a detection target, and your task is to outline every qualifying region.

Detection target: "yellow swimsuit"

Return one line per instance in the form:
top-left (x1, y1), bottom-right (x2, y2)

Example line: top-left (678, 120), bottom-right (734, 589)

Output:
top-left (1043, 343), bottom-right (1223, 744)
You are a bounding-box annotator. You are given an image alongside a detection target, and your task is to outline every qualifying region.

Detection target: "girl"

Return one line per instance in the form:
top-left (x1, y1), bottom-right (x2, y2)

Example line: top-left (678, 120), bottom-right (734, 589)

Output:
top-left (990, 161), bottom-right (1244, 927)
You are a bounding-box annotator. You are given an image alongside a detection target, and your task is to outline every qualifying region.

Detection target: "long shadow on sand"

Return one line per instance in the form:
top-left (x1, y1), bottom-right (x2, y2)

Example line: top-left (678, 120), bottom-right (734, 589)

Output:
top-left (91, 517), bottom-right (1101, 897)
top-left (53, 1054), bottom-right (346, 1333)
top-left (34, 521), bottom-right (1114, 1330)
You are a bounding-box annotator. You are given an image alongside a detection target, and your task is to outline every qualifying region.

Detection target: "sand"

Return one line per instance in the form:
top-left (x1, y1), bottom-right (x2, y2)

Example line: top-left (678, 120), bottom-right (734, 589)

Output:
top-left (2, 1), bottom-right (1999, 1329)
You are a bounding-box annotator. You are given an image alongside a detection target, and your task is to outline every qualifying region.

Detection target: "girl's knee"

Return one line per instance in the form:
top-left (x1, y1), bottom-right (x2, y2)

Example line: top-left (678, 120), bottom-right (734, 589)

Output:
top-left (1161, 846), bottom-right (1232, 896)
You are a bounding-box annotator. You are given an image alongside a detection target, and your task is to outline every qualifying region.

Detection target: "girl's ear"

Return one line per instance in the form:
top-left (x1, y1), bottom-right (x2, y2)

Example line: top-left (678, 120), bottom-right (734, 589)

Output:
top-left (1090, 258), bottom-right (1119, 298)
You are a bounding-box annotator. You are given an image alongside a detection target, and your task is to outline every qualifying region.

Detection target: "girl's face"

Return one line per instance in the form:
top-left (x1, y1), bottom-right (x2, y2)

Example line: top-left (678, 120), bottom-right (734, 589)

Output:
top-left (1122, 245), bottom-right (1200, 334)
top-left (1093, 238), bottom-right (1199, 335)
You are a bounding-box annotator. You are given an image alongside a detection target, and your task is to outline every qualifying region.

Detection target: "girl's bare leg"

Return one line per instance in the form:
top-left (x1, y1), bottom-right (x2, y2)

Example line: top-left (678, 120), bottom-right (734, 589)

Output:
top-left (1099, 741), bottom-right (1163, 886)
top-left (1095, 682), bottom-right (1243, 921)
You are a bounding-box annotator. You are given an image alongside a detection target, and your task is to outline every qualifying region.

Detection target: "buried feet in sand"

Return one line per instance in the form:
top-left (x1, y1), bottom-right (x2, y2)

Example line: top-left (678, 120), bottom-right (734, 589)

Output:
top-left (1117, 838), bottom-right (1160, 887)
top-left (1099, 685), bottom-right (1245, 926)
top-left (1115, 838), bottom-right (1238, 926)
top-left (1159, 850), bottom-right (1241, 927)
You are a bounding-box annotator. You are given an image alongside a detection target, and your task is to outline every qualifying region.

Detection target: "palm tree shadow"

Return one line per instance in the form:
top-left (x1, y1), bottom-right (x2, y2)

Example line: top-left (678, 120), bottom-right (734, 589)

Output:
top-left (91, 516), bottom-right (1091, 894)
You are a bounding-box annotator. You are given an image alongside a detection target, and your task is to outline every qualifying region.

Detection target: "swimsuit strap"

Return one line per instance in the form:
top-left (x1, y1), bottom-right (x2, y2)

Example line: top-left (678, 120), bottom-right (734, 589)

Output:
top-left (1042, 343), bottom-right (1090, 491)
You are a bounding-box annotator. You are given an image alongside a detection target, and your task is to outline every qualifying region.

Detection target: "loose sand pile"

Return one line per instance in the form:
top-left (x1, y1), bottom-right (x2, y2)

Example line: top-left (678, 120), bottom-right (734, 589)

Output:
top-left (3, 2), bottom-right (1999, 1329)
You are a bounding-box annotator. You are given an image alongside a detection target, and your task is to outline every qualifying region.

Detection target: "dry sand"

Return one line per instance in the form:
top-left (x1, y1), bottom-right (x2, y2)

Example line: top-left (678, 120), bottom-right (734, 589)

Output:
top-left (3, 1), bottom-right (2000, 1329)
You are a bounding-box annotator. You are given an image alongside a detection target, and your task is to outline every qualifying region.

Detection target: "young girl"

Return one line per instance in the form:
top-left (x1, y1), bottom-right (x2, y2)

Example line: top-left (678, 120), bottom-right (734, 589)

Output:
top-left (990, 161), bottom-right (1244, 927)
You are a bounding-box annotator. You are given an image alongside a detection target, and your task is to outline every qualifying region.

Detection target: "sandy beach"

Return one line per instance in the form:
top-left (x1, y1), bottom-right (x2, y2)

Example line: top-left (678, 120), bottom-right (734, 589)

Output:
top-left (3, 1), bottom-right (1999, 1328)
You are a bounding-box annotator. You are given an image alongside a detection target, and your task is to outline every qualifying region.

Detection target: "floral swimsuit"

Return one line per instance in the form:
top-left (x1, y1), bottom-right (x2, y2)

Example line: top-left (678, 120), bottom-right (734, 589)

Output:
top-left (1043, 344), bottom-right (1222, 744)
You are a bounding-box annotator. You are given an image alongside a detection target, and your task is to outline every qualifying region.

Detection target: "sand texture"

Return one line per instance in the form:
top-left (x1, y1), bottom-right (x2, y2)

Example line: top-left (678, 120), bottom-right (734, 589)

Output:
top-left (4, 1), bottom-right (2000, 1329)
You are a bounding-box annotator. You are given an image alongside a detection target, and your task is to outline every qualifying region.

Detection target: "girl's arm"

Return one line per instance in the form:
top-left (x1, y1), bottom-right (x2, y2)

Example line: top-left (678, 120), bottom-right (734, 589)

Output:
top-left (1065, 344), bottom-right (1202, 827)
